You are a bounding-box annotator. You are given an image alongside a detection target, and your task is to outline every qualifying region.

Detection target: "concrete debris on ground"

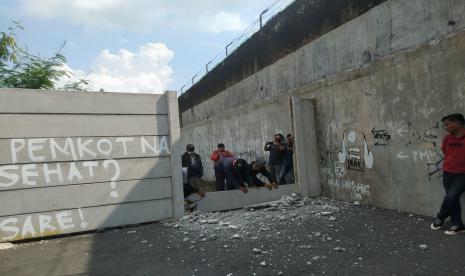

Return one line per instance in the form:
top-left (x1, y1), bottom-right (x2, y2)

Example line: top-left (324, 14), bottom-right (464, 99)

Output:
top-left (3, 196), bottom-right (463, 276)
top-left (161, 195), bottom-right (348, 246)
top-left (0, 243), bottom-right (15, 250)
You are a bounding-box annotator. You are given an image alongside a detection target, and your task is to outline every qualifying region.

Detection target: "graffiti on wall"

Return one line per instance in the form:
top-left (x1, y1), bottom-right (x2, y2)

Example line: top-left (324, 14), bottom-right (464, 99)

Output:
top-left (328, 178), bottom-right (370, 200)
top-left (392, 121), bottom-right (443, 181)
top-left (0, 137), bottom-right (170, 241)
top-left (0, 209), bottom-right (88, 241)
top-left (337, 130), bottom-right (374, 172)
top-left (371, 127), bottom-right (391, 146)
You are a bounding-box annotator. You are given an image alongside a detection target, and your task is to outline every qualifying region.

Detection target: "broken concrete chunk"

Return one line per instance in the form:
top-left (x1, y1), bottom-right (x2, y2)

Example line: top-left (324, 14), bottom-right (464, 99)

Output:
top-left (0, 243), bottom-right (15, 250)
top-left (419, 244), bottom-right (429, 250)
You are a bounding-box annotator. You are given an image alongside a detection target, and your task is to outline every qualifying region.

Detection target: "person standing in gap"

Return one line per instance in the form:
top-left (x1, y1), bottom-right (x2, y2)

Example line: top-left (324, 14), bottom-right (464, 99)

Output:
top-left (278, 133), bottom-right (294, 184)
top-left (211, 143), bottom-right (234, 191)
top-left (431, 113), bottom-right (465, 235)
top-left (182, 144), bottom-right (205, 210)
top-left (214, 157), bottom-right (248, 193)
top-left (264, 133), bottom-right (286, 185)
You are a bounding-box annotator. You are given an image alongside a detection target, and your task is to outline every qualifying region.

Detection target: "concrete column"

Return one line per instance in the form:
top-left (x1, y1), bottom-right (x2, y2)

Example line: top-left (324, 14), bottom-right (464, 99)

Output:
top-left (166, 91), bottom-right (184, 218)
top-left (291, 97), bottom-right (321, 198)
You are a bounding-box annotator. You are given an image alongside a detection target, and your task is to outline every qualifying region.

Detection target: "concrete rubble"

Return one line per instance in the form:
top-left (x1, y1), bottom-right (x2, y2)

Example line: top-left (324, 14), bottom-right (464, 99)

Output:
top-left (162, 195), bottom-right (349, 246)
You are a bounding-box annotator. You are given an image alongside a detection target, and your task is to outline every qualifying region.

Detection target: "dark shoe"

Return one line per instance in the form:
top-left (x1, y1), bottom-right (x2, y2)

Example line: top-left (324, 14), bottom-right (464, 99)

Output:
top-left (444, 225), bottom-right (465, 235)
top-left (430, 219), bottom-right (443, 230)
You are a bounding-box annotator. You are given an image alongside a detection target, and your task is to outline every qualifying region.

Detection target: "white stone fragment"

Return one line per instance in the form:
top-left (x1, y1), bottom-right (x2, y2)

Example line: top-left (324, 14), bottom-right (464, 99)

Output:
top-left (419, 244), bottom-right (429, 250)
top-left (0, 243), bottom-right (14, 250)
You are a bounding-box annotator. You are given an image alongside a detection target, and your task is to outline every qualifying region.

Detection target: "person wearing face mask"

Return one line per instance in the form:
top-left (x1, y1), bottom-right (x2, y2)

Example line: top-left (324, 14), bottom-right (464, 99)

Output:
top-left (264, 133), bottom-right (286, 186)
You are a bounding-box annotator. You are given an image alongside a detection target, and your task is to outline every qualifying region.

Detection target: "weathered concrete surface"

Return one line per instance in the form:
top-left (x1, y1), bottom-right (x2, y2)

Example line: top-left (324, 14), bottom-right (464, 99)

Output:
top-left (196, 184), bottom-right (299, 212)
top-left (1, 199), bottom-right (464, 276)
top-left (179, 0), bottom-right (387, 111)
top-left (0, 89), bottom-right (183, 241)
top-left (180, 0), bottom-right (465, 219)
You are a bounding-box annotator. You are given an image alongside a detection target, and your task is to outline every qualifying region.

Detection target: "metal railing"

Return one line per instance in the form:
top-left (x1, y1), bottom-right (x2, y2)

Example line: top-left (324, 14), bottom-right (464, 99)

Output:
top-left (179, 0), bottom-right (295, 94)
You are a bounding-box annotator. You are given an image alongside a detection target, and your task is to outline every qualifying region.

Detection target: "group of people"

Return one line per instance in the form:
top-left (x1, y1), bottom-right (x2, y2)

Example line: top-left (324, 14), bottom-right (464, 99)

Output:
top-left (180, 113), bottom-right (465, 235)
top-left (181, 133), bottom-right (294, 201)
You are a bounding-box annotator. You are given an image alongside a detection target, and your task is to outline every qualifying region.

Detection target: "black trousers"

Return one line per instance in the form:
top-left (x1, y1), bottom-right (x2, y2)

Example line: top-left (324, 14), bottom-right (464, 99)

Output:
top-left (437, 172), bottom-right (465, 226)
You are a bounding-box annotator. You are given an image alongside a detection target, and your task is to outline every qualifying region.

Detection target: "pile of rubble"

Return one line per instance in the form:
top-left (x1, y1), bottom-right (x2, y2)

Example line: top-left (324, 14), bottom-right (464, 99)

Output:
top-left (162, 194), bottom-right (352, 243)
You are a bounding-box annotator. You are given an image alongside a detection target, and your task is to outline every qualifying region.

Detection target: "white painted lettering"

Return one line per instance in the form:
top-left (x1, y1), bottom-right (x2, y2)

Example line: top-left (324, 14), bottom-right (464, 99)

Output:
top-left (27, 138), bottom-right (47, 162)
top-left (115, 137), bottom-right (134, 156)
top-left (43, 163), bottom-right (64, 184)
top-left (158, 136), bottom-right (170, 155)
top-left (56, 211), bottom-right (75, 230)
top-left (67, 162), bottom-right (84, 182)
top-left (97, 139), bottom-right (112, 156)
top-left (22, 164), bottom-right (38, 186)
top-left (21, 216), bottom-right (36, 238)
top-left (0, 218), bottom-right (19, 241)
top-left (10, 139), bottom-right (25, 164)
top-left (141, 137), bottom-right (156, 154)
top-left (76, 138), bottom-right (97, 159)
top-left (39, 215), bottom-right (57, 235)
top-left (82, 161), bottom-right (99, 177)
top-left (0, 165), bottom-right (20, 187)
top-left (50, 138), bottom-right (77, 161)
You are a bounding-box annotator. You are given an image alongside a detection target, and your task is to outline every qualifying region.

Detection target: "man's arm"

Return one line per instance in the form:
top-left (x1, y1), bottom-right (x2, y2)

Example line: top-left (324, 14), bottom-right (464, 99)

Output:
top-left (259, 167), bottom-right (277, 184)
top-left (211, 151), bottom-right (219, 161)
top-left (264, 142), bottom-right (273, 151)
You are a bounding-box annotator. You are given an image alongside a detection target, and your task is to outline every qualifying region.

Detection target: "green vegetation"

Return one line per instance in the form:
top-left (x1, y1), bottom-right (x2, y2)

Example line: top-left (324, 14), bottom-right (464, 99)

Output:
top-left (0, 22), bottom-right (89, 91)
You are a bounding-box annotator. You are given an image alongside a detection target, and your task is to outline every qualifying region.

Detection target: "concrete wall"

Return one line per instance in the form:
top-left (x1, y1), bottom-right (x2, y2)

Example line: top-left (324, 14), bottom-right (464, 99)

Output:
top-left (180, 0), bottom-right (465, 218)
top-left (0, 89), bottom-right (183, 242)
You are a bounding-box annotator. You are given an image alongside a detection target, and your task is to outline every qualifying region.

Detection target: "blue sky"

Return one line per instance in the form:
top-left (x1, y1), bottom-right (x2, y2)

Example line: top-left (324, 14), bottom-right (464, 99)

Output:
top-left (0, 0), bottom-right (293, 94)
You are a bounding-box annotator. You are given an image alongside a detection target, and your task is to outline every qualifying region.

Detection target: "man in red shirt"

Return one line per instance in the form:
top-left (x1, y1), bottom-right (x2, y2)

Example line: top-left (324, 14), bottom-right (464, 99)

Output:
top-left (431, 113), bottom-right (465, 235)
top-left (210, 143), bottom-right (234, 164)
top-left (211, 143), bottom-right (234, 191)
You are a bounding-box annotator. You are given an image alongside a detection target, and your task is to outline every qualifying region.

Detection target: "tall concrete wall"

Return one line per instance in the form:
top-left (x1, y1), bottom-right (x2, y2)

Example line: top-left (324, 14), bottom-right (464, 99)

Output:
top-left (0, 89), bottom-right (183, 242)
top-left (180, 0), bottom-right (465, 218)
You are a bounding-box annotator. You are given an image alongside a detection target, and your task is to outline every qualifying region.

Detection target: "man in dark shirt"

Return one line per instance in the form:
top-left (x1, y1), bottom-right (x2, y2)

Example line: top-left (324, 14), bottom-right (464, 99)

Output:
top-left (181, 144), bottom-right (204, 198)
top-left (265, 133), bottom-right (286, 184)
top-left (214, 157), bottom-right (248, 193)
top-left (242, 157), bottom-right (278, 189)
top-left (431, 113), bottom-right (465, 235)
top-left (278, 134), bottom-right (294, 184)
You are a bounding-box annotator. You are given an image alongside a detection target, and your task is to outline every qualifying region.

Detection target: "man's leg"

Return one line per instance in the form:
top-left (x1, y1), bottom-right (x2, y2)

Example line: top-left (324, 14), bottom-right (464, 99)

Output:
top-left (215, 168), bottom-right (226, 191)
top-left (449, 174), bottom-right (465, 226)
top-left (437, 173), bottom-right (465, 225)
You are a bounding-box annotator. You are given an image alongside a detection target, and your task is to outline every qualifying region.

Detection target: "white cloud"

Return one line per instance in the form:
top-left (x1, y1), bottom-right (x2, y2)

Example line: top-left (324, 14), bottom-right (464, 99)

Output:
top-left (59, 42), bottom-right (174, 93)
top-left (197, 11), bottom-right (247, 33)
top-left (18, 0), bottom-right (272, 33)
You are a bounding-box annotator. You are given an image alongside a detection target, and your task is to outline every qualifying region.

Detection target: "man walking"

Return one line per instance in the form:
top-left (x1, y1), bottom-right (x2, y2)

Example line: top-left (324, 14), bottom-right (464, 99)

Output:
top-left (431, 113), bottom-right (465, 235)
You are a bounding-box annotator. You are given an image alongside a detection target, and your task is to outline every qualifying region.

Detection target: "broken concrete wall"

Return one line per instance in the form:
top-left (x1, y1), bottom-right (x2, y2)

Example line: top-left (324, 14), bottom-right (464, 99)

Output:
top-left (180, 0), bottom-right (465, 218)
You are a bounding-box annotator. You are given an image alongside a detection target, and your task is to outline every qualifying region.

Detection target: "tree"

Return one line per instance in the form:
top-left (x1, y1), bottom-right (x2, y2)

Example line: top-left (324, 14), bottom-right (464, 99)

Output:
top-left (0, 22), bottom-right (89, 91)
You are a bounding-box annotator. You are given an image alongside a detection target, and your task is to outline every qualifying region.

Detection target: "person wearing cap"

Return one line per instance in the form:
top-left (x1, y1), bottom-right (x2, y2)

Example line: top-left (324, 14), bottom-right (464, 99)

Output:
top-left (182, 144), bottom-right (204, 199)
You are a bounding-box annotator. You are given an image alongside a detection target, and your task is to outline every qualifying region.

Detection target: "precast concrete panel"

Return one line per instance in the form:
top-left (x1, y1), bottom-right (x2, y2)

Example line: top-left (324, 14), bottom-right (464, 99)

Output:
top-left (0, 89), bottom-right (183, 242)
